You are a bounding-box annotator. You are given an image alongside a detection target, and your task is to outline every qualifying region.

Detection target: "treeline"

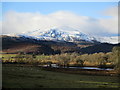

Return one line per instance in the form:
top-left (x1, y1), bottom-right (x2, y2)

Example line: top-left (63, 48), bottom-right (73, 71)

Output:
top-left (2, 46), bottom-right (120, 70)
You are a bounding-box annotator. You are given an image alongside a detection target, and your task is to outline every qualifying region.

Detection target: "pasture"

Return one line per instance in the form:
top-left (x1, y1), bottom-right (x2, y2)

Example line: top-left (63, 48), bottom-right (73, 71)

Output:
top-left (2, 64), bottom-right (119, 88)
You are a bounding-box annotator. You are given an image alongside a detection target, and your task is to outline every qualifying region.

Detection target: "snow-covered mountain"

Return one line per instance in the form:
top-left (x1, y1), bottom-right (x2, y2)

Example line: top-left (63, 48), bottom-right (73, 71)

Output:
top-left (19, 28), bottom-right (97, 43)
top-left (12, 28), bottom-right (119, 44)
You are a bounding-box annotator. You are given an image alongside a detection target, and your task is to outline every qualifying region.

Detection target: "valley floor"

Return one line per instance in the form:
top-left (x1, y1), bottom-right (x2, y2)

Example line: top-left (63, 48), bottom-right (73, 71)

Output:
top-left (2, 64), bottom-right (120, 88)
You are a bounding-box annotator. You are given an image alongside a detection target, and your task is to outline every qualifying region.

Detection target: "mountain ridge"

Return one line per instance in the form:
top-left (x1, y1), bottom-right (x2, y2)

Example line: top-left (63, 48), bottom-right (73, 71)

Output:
top-left (19, 28), bottom-right (97, 43)
top-left (18, 28), bottom-right (119, 44)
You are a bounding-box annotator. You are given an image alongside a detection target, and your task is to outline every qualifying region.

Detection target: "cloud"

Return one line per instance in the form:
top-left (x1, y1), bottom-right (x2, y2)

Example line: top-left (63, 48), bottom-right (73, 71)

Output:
top-left (2, 8), bottom-right (118, 36)
top-left (103, 6), bottom-right (118, 16)
top-left (99, 6), bottom-right (118, 34)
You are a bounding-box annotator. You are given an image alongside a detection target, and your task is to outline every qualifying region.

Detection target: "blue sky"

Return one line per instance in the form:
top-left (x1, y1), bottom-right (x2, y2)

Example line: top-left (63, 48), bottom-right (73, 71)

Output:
top-left (1, 2), bottom-right (118, 38)
top-left (2, 2), bottom-right (117, 18)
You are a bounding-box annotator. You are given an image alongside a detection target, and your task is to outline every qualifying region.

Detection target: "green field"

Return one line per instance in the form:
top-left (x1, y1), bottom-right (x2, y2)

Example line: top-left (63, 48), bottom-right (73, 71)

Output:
top-left (2, 64), bottom-right (119, 88)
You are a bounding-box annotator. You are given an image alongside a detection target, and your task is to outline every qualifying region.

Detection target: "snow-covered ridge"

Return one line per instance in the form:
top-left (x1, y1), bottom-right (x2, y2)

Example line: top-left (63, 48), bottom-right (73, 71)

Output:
top-left (19, 28), bottom-right (96, 42)
top-left (3, 28), bottom-right (119, 44)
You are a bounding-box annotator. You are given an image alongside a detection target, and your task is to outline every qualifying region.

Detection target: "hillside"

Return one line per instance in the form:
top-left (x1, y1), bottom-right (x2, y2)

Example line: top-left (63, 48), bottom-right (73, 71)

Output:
top-left (1, 35), bottom-right (118, 54)
top-left (1, 35), bottom-right (55, 54)
top-left (80, 43), bottom-right (118, 54)
top-left (1, 35), bottom-right (79, 54)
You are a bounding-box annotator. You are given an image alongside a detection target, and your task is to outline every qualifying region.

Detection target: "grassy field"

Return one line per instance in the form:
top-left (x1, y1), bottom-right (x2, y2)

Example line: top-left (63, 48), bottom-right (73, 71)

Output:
top-left (1, 54), bottom-right (17, 57)
top-left (2, 64), bottom-right (119, 88)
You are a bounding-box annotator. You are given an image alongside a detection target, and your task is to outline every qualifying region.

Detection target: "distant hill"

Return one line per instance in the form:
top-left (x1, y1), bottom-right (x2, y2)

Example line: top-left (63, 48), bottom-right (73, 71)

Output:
top-left (1, 35), bottom-right (119, 54)
top-left (1, 35), bottom-right (79, 54)
top-left (1, 35), bottom-right (54, 54)
top-left (80, 43), bottom-right (118, 54)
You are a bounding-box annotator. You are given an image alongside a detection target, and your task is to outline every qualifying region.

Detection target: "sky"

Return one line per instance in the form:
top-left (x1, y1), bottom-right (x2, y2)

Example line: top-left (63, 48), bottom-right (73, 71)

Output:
top-left (2, 2), bottom-right (117, 18)
top-left (1, 2), bottom-right (118, 37)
